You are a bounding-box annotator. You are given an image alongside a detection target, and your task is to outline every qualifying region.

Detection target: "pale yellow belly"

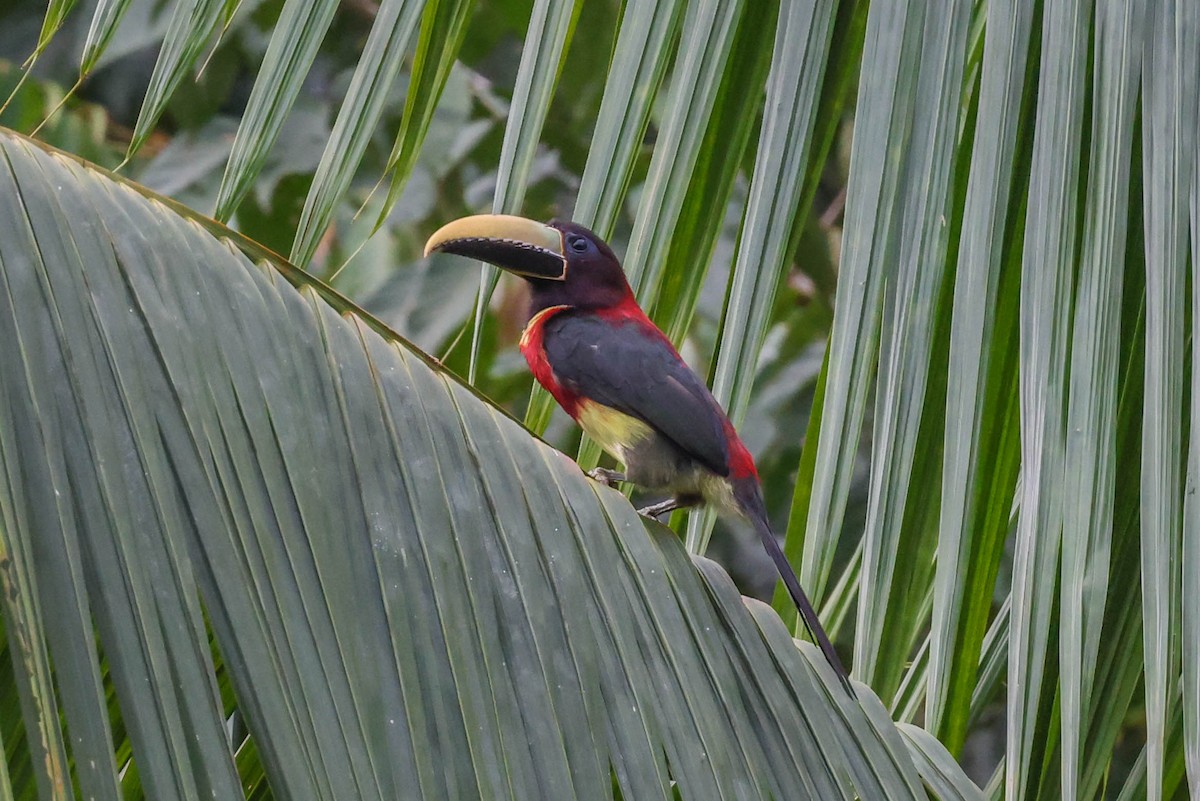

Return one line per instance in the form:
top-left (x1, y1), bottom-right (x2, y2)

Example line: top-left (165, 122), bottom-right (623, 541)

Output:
top-left (575, 399), bottom-right (739, 516)
top-left (575, 399), bottom-right (653, 464)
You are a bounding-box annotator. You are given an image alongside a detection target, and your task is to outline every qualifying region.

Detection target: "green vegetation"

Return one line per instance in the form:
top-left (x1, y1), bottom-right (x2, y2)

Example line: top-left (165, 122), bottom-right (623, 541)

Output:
top-left (0, 0), bottom-right (1194, 798)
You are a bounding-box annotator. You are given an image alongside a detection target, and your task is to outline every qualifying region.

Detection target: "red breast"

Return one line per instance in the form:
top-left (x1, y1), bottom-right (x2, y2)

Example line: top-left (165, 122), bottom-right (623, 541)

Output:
top-left (519, 305), bottom-right (580, 416)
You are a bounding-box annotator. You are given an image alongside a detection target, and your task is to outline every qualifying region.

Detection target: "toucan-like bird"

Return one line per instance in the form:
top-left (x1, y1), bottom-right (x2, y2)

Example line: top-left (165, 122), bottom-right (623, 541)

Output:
top-left (425, 214), bottom-right (847, 682)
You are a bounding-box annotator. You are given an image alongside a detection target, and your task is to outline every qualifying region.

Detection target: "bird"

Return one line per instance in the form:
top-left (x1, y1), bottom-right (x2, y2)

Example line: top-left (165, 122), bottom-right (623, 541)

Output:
top-left (425, 214), bottom-right (848, 685)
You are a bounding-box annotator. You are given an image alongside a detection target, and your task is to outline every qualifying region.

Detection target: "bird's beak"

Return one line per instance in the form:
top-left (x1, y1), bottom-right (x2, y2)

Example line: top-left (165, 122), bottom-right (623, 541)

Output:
top-left (423, 214), bottom-right (568, 281)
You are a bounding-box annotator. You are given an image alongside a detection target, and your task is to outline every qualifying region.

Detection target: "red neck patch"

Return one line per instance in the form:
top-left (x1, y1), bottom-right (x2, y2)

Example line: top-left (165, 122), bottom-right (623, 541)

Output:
top-left (519, 305), bottom-right (579, 415)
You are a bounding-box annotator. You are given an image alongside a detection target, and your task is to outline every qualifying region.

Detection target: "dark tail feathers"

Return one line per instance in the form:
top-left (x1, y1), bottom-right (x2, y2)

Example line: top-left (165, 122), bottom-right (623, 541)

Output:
top-left (734, 480), bottom-right (852, 694)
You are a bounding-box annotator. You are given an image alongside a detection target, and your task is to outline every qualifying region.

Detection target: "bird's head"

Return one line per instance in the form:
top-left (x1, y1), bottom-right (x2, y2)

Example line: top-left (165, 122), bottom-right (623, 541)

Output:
top-left (424, 214), bottom-right (633, 315)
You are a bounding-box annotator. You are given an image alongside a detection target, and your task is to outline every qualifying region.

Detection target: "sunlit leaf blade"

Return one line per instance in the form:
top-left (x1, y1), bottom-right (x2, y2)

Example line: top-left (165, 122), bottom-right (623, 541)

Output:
top-left (125, 0), bottom-right (226, 158)
top-left (620, 0), bottom-right (743, 307)
top-left (0, 128), bottom-right (981, 800)
top-left (968, 596), bottom-right (1009, 727)
top-left (867, 288), bottom-right (954, 697)
top-left (1188, 87), bottom-right (1200, 795)
top-left (523, 0), bottom-right (686, 436)
top-left (375, 0), bottom-right (477, 229)
top-left (1008, 0), bottom-right (1090, 796)
top-left (983, 762), bottom-right (1004, 801)
top-left (819, 538), bottom-right (861, 639)
top-left (34, 0), bottom-right (79, 56)
top-left (467, 0), bottom-right (581, 381)
top-left (220, 0), bottom-right (239, 29)
top-left (681, 0), bottom-right (837, 555)
top-left (893, 588), bottom-right (1008, 750)
top-left (577, 0), bottom-right (774, 475)
top-left (1114, 697), bottom-right (1188, 801)
top-left (1078, 524), bottom-right (1144, 799)
top-left (572, 0), bottom-right (685, 237)
top-left (650, 0), bottom-right (779, 348)
top-left (702, 0), bottom-right (838, 425)
top-left (643, 0), bottom-right (801, 350)
top-left (289, 0), bottom-right (427, 268)
top-left (212, 0), bottom-right (342, 221)
top-left (776, 0), bottom-right (870, 622)
top-left (632, 2), bottom-right (788, 341)
top-left (926, 0), bottom-right (1033, 750)
top-left (800, 0), bottom-right (925, 602)
top-left (1058, 2), bottom-right (1144, 797)
top-left (852, 0), bottom-right (971, 691)
top-left (1140, 1), bottom-right (1198, 797)
top-left (80, 0), bottom-right (137, 74)
top-left (893, 626), bottom-right (929, 724)
top-left (1076, 255), bottom-right (1146, 799)
top-left (899, 724), bottom-right (985, 801)
top-left (869, 578), bottom-right (937, 717)
top-left (783, 347), bottom-right (831, 629)
top-left (938, 238), bottom-right (1025, 750)
top-left (489, 0), bottom-right (580, 219)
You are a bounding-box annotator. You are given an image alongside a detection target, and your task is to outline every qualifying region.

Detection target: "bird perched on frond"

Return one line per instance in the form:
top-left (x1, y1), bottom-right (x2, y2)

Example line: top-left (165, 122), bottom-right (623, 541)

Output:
top-left (425, 214), bottom-right (848, 686)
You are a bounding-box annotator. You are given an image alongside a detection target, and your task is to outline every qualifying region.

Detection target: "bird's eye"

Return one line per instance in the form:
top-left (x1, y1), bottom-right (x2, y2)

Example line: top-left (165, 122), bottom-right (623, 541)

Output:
top-left (568, 235), bottom-right (590, 253)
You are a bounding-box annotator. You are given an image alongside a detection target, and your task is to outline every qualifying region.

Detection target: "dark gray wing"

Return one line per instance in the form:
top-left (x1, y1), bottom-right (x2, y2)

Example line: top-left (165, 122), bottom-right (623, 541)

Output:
top-left (542, 312), bottom-right (730, 476)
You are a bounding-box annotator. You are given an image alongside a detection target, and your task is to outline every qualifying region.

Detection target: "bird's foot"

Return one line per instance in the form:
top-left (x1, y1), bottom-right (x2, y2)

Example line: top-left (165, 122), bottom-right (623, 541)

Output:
top-left (587, 467), bottom-right (626, 488)
top-left (637, 495), bottom-right (701, 521)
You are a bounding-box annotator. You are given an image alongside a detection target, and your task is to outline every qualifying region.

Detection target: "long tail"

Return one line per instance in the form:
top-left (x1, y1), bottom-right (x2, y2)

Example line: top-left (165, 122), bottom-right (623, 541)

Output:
top-left (734, 480), bottom-right (851, 692)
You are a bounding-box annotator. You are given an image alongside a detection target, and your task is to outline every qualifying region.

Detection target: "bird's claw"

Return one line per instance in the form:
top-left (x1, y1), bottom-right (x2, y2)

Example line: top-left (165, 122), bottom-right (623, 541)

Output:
top-left (637, 494), bottom-right (702, 521)
top-left (587, 467), bottom-right (626, 488)
top-left (636, 499), bottom-right (682, 520)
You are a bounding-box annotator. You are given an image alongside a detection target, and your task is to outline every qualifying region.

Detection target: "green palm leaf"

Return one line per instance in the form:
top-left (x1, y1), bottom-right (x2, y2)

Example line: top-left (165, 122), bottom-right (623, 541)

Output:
top-left (925, 0), bottom-right (1030, 752)
top-left (1141, 3), bottom-right (1198, 798)
top-left (0, 129), bottom-right (977, 800)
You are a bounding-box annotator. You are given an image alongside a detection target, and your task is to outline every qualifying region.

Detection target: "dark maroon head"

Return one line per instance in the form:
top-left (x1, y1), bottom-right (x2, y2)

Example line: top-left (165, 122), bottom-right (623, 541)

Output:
top-left (424, 214), bottom-right (635, 320)
top-left (531, 220), bottom-right (632, 315)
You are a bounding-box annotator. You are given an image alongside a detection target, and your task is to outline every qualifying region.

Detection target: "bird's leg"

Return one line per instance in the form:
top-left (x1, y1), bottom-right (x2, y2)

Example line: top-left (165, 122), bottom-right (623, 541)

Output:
top-left (587, 467), bottom-right (627, 487)
top-left (637, 494), bottom-right (702, 521)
